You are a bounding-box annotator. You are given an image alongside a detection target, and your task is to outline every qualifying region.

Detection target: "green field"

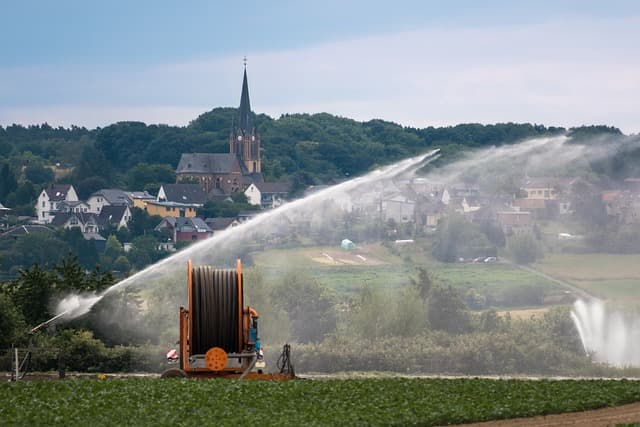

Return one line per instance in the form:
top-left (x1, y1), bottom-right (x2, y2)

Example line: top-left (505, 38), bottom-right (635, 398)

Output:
top-left (2, 378), bottom-right (639, 426)
top-left (535, 253), bottom-right (640, 301)
top-left (252, 244), bottom-right (562, 305)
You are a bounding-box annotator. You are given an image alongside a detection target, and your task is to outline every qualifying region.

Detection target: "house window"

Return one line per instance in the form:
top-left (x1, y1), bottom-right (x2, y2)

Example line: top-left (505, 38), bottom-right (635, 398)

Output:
top-left (42, 201), bottom-right (45, 207)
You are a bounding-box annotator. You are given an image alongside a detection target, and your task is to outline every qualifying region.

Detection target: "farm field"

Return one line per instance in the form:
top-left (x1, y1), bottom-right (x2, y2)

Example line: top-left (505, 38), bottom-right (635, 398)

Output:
top-left (2, 378), bottom-right (640, 426)
top-left (534, 253), bottom-right (640, 302)
top-left (252, 244), bottom-right (561, 303)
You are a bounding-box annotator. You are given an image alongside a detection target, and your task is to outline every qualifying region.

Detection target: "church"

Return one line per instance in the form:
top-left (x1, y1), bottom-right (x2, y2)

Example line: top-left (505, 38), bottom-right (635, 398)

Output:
top-left (175, 66), bottom-right (263, 195)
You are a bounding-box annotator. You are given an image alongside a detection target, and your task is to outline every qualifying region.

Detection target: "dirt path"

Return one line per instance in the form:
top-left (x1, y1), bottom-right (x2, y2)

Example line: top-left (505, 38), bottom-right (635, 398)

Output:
top-left (454, 401), bottom-right (640, 426)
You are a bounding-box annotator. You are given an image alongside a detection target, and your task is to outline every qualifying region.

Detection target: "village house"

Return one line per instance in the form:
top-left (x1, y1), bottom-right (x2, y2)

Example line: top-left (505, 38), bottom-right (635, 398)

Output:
top-left (205, 217), bottom-right (240, 233)
top-left (603, 191), bottom-right (640, 224)
top-left (157, 184), bottom-right (207, 206)
top-left (86, 189), bottom-right (131, 214)
top-left (127, 191), bottom-right (155, 209)
top-left (51, 212), bottom-right (100, 234)
top-left (496, 209), bottom-right (532, 234)
top-left (244, 182), bottom-right (290, 208)
top-left (35, 184), bottom-right (79, 224)
top-left (155, 217), bottom-right (213, 242)
top-left (57, 200), bottom-right (90, 214)
top-left (382, 193), bottom-right (416, 223)
top-left (98, 205), bottom-right (132, 230)
top-left (144, 201), bottom-right (197, 218)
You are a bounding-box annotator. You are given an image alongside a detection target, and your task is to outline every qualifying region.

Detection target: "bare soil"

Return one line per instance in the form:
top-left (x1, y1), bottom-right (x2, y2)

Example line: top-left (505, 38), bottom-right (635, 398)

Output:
top-left (455, 401), bottom-right (640, 427)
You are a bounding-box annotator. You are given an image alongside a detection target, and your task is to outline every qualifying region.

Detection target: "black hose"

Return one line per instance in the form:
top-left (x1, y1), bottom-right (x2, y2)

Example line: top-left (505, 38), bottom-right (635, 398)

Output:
top-left (191, 266), bottom-right (240, 355)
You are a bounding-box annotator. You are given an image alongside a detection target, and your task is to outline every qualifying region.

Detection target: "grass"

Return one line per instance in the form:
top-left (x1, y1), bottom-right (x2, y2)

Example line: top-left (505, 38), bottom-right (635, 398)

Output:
top-left (1, 377), bottom-right (640, 426)
top-left (252, 243), bottom-right (561, 303)
top-left (535, 253), bottom-right (640, 301)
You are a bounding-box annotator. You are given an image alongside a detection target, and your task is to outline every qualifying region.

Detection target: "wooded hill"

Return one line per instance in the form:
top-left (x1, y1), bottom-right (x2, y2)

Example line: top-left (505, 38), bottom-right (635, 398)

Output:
top-left (0, 108), bottom-right (626, 214)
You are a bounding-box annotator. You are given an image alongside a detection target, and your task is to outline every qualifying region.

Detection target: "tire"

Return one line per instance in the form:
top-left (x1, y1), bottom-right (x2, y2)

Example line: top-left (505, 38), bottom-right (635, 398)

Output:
top-left (160, 368), bottom-right (187, 378)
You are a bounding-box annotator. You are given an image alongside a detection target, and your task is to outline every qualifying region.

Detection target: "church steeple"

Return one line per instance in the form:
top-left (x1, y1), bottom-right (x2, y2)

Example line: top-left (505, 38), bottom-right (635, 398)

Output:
top-left (237, 62), bottom-right (252, 132)
top-left (230, 60), bottom-right (261, 175)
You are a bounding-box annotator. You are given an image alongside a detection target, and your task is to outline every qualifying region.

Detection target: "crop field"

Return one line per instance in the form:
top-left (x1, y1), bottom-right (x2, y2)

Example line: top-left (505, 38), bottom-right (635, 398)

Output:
top-left (253, 244), bottom-right (560, 300)
top-left (535, 253), bottom-right (640, 301)
top-left (2, 377), bottom-right (640, 426)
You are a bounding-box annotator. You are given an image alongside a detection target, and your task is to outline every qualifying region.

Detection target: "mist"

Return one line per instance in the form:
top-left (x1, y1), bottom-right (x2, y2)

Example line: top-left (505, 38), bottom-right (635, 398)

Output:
top-left (55, 132), bottom-right (640, 373)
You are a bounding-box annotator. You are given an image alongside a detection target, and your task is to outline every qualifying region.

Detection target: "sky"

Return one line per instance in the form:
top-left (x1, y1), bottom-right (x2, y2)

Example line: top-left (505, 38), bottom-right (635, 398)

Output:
top-left (1, 0), bottom-right (639, 133)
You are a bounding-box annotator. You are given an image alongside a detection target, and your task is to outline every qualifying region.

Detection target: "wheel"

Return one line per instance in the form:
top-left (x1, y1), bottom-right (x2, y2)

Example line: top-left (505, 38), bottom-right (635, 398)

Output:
top-left (160, 368), bottom-right (187, 378)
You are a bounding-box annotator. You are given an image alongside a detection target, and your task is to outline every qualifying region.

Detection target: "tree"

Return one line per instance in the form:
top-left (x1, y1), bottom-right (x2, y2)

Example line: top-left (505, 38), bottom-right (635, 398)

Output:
top-left (0, 291), bottom-right (26, 347)
top-left (4, 232), bottom-right (70, 271)
top-left (410, 267), bottom-right (434, 300)
top-left (128, 207), bottom-right (162, 238)
top-left (113, 255), bottom-right (131, 274)
top-left (126, 163), bottom-right (175, 191)
top-left (0, 163), bottom-right (18, 200)
top-left (508, 233), bottom-right (541, 264)
top-left (270, 271), bottom-right (336, 343)
top-left (427, 285), bottom-right (471, 334)
top-left (24, 163), bottom-right (54, 185)
top-left (432, 214), bottom-right (496, 262)
top-left (100, 235), bottom-right (124, 270)
top-left (12, 264), bottom-right (57, 325)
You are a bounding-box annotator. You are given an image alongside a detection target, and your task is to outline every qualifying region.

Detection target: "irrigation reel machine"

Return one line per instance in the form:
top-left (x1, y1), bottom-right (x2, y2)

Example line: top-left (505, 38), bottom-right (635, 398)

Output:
top-left (161, 259), bottom-right (294, 380)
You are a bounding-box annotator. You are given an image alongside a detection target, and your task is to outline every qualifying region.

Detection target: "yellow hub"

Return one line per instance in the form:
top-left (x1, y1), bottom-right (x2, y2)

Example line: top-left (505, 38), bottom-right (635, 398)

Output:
top-left (205, 347), bottom-right (228, 371)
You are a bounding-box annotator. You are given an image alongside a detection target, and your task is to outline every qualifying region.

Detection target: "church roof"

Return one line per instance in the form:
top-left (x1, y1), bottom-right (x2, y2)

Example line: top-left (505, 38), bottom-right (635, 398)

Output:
top-left (237, 68), bottom-right (252, 132)
top-left (176, 153), bottom-right (242, 175)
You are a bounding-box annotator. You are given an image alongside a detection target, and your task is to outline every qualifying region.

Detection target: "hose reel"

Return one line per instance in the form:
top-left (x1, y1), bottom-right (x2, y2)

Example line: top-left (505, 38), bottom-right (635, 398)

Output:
top-left (190, 265), bottom-right (242, 356)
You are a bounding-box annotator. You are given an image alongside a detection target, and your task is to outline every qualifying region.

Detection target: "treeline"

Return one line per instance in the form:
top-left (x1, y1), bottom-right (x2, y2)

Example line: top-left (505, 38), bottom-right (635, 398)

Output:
top-left (242, 266), bottom-right (604, 376)
top-left (2, 111), bottom-right (608, 203)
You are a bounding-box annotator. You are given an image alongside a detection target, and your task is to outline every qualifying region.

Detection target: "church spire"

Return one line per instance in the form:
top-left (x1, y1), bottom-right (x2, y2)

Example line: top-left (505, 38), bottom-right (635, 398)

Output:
top-left (237, 61), bottom-right (252, 132)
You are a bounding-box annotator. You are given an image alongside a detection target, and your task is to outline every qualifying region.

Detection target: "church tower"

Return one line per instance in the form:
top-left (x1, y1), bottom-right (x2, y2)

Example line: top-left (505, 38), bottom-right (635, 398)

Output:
top-left (230, 63), bottom-right (261, 174)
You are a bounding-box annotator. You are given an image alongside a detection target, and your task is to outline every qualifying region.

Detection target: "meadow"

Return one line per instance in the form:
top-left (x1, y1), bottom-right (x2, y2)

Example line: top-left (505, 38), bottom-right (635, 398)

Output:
top-left (534, 253), bottom-right (640, 302)
top-left (252, 243), bottom-right (562, 308)
top-left (2, 377), bottom-right (639, 426)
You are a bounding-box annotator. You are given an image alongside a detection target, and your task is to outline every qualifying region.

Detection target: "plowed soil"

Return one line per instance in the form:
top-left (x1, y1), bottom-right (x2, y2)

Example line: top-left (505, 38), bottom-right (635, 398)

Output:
top-left (456, 401), bottom-right (640, 426)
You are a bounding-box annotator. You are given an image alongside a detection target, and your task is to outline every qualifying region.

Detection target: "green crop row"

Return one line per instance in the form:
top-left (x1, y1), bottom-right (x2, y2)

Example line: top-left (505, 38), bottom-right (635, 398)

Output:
top-left (1, 377), bottom-right (640, 426)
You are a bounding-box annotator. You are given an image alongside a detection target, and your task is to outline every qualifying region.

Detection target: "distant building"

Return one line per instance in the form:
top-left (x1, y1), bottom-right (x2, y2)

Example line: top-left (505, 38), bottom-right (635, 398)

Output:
top-left (205, 217), bottom-right (240, 233)
top-left (155, 217), bottom-right (213, 242)
top-left (176, 65), bottom-right (263, 194)
top-left (157, 184), bottom-right (207, 206)
top-left (51, 212), bottom-right (100, 234)
top-left (98, 205), bottom-right (132, 229)
top-left (86, 189), bottom-right (131, 214)
top-left (35, 184), bottom-right (79, 224)
top-left (127, 191), bottom-right (155, 210)
top-left (144, 201), bottom-right (198, 218)
top-left (244, 182), bottom-right (290, 208)
top-left (496, 210), bottom-right (532, 234)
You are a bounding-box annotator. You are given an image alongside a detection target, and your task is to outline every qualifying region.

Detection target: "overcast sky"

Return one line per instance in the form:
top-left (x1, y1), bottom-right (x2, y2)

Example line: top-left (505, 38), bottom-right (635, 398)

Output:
top-left (1, 1), bottom-right (639, 133)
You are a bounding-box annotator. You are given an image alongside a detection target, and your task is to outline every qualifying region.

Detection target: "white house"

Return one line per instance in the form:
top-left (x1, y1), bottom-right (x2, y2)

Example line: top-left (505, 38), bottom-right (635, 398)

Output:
top-left (382, 193), bottom-right (415, 223)
top-left (51, 212), bottom-right (100, 234)
top-left (244, 182), bottom-right (289, 208)
top-left (35, 184), bottom-right (79, 224)
top-left (87, 189), bottom-right (131, 214)
top-left (244, 183), bottom-right (261, 206)
top-left (58, 200), bottom-right (90, 214)
top-left (98, 205), bottom-right (132, 230)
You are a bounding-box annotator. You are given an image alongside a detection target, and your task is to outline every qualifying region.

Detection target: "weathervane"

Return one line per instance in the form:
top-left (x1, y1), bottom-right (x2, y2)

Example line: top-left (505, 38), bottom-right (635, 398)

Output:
top-left (243, 56), bottom-right (247, 69)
